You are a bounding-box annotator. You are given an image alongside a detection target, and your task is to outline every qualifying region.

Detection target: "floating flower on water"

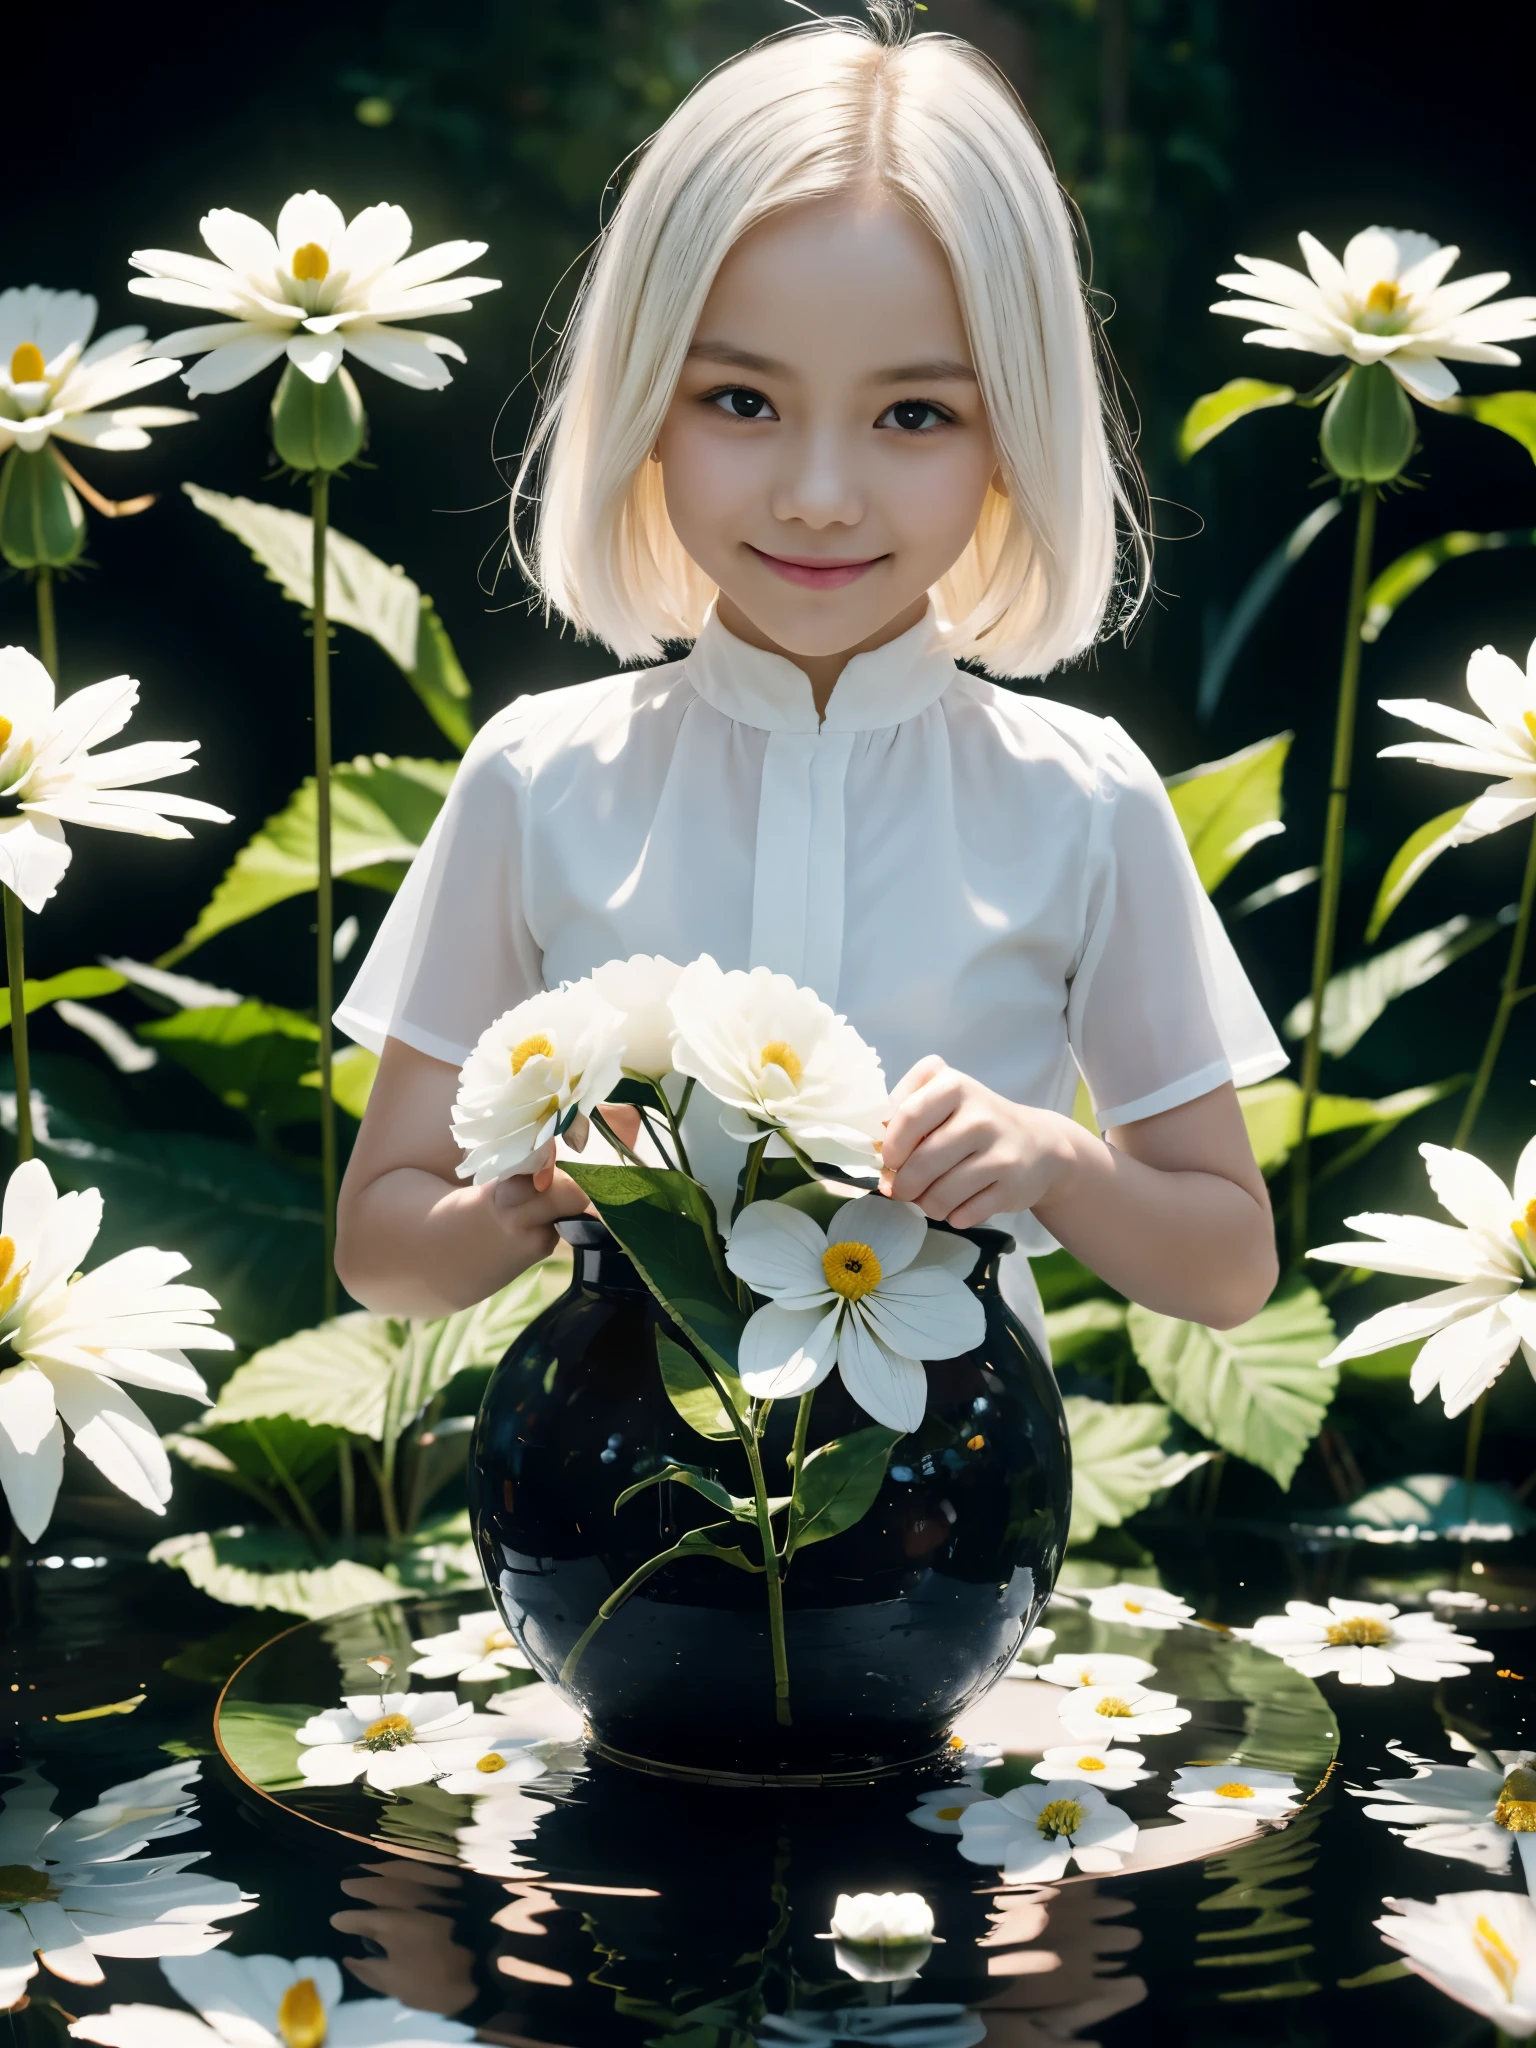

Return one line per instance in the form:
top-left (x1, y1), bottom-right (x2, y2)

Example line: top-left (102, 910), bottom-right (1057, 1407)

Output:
top-left (824, 1892), bottom-right (935, 1985)
top-left (71, 1950), bottom-right (475, 2046)
top-left (0, 1157), bottom-right (232, 1543)
top-left (1001, 1622), bottom-right (1055, 1677)
top-left (294, 1690), bottom-right (488, 1792)
top-left (1379, 638), bottom-right (1536, 845)
top-left (453, 1783), bottom-right (559, 1879)
top-left (426, 1737), bottom-right (547, 1799)
top-left (1055, 1684), bottom-right (1190, 1744)
top-left (1080, 1582), bottom-right (1193, 1631)
top-left (907, 1785), bottom-right (994, 1835)
top-left (590, 952), bottom-right (683, 1082)
top-left (669, 957), bottom-right (889, 1172)
top-left (1169, 1765), bottom-right (1302, 1821)
top-left (957, 1780), bottom-right (1138, 1883)
top-left (0, 1763), bottom-right (252, 2009)
top-left (1234, 1597), bottom-right (1493, 1686)
top-left (0, 287), bottom-right (192, 456)
top-left (128, 191), bottom-right (501, 396)
top-left (452, 982), bottom-right (626, 1185)
top-left (1032, 1651), bottom-right (1159, 1691)
top-left (1375, 1890), bottom-right (1536, 2037)
top-left (1210, 226), bottom-right (1536, 402)
top-left (725, 1193), bottom-right (985, 1433)
top-left (1357, 1749), bottom-right (1536, 1891)
top-left (1309, 1139), bottom-right (1536, 1416)
top-left (407, 1607), bottom-right (529, 1683)
top-left (0, 645), bottom-right (233, 914)
top-left (1031, 1744), bottom-right (1152, 1791)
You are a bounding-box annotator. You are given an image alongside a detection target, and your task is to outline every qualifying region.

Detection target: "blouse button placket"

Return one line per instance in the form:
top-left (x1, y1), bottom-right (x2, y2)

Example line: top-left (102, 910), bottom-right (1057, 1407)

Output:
top-left (749, 725), bottom-right (856, 1007)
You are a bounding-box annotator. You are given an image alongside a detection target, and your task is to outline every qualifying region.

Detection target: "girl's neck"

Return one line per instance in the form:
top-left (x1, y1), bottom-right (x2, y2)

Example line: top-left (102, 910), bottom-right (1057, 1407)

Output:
top-left (713, 592), bottom-right (931, 719)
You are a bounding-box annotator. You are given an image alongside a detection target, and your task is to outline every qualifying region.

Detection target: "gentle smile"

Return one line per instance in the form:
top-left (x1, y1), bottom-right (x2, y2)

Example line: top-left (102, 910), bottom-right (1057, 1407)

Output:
top-left (747, 546), bottom-right (886, 589)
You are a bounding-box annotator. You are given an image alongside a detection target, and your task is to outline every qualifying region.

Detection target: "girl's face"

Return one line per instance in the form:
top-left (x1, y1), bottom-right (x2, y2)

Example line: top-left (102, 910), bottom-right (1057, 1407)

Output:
top-left (656, 192), bottom-right (1001, 668)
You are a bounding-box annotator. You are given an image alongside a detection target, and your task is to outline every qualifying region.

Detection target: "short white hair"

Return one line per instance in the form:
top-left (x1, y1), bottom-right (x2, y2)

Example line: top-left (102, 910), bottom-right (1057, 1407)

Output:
top-left (511, 8), bottom-right (1149, 678)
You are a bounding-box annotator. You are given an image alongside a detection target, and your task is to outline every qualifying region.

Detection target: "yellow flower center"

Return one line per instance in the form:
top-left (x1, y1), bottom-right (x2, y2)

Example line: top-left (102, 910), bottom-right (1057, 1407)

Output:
top-left (483, 1628), bottom-right (516, 1651)
top-left (934, 1803), bottom-right (967, 1821)
top-left (1524, 711), bottom-right (1536, 750)
top-left (1093, 1695), bottom-right (1135, 1719)
top-left (360, 1712), bottom-right (414, 1751)
top-left (1496, 1767), bottom-right (1536, 1833)
top-left (291, 242), bottom-right (330, 283)
top-left (758, 1039), bottom-right (803, 1087)
top-left (1122, 1600), bottom-right (1144, 1614)
top-left (511, 1033), bottom-right (556, 1076)
top-left (1214, 1782), bottom-right (1255, 1799)
top-left (1511, 1197), bottom-right (1536, 1259)
top-left (822, 1240), bottom-right (882, 1301)
top-left (1324, 1616), bottom-right (1392, 1647)
top-left (0, 1863), bottom-right (59, 1904)
top-left (9, 342), bottom-right (45, 383)
top-left (475, 1753), bottom-right (508, 1774)
top-left (1036, 1797), bottom-right (1088, 1840)
top-left (1365, 279), bottom-right (1401, 316)
top-left (0, 1234), bottom-right (28, 1318)
top-left (1075, 1756), bottom-right (1107, 1773)
top-left (277, 1976), bottom-right (328, 2048)
top-left (1474, 1914), bottom-right (1520, 2001)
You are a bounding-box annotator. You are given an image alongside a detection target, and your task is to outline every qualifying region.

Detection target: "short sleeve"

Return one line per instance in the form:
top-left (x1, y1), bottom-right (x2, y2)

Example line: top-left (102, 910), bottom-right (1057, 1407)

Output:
top-left (334, 710), bottom-right (543, 1065)
top-left (1066, 719), bottom-right (1286, 1128)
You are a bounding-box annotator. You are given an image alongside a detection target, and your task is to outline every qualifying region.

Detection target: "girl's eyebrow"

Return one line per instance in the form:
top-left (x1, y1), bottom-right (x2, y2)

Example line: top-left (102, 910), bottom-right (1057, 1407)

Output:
top-left (686, 340), bottom-right (977, 385)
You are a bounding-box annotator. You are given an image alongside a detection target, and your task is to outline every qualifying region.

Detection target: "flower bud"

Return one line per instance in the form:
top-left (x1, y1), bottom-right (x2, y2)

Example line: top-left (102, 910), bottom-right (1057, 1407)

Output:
top-left (1320, 362), bottom-right (1416, 483)
top-left (270, 362), bottom-right (367, 473)
top-left (0, 447), bottom-right (86, 570)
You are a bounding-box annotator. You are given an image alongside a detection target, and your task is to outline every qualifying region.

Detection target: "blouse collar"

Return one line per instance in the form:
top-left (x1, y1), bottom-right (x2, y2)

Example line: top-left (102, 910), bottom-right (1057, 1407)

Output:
top-left (683, 602), bottom-right (956, 734)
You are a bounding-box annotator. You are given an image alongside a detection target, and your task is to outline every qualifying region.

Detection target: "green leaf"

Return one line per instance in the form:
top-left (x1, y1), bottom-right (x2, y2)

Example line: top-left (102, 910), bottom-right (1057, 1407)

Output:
top-left (1178, 378), bottom-right (1296, 459)
top-left (0, 966), bottom-right (127, 1030)
top-left (214, 1701), bottom-right (311, 1792)
top-left (1361, 528), bottom-right (1536, 643)
top-left (1317, 1473), bottom-right (1536, 1538)
top-left (304, 1043), bottom-right (378, 1121)
top-left (1127, 1280), bottom-right (1337, 1491)
top-left (1198, 500), bottom-right (1344, 720)
top-left (149, 1526), bottom-right (402, 1619)
top-left (161, 754), bottom-right (456, 964)
top-left (656, 1330), bottom-right (744, 1439)
top-left (1042, 1298), bottom-right (1127, 1364)
top-left (184, 483), bottom-right (474, 749)
top-left (1238, 1075), bottom-right (1463, 1175)
top-left (1062, 1396), bottom-right (1211, 1545)
top-left (172, 1411), bottom-right (341, 1497)
top-left (563, 1162), bottom-right (745, 1376)
top-left (1283, 914), bottom-right (1501, 1055)
top-left (140, 999), bottom-right (321, 1132)
top-left (378, 1259), bottom-right (570, 1460)
top-left (1365, 804), bottom-right (1473, 941)
top-left (786, 1425), bottom-right (901, 1556)
top-left (613, 1461), bottom-right (766, 1522)
top-left (1443, 390), bottom-right (1536, 466)
top-left (1165, 733), bottom-right (1291, 892)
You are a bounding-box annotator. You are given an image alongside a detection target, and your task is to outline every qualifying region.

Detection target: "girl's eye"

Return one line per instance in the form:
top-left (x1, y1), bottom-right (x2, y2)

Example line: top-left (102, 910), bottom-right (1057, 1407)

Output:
top-left (878, 399), bottom-right (952, 433)
top-left (708, 386), bottom-right (778, 421)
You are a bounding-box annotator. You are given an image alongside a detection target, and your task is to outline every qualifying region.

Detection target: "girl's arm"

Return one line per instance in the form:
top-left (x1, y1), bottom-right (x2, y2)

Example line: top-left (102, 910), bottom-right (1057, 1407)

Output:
top-left (336, 1036), bottom-right (589, 1317)
top-left (879, 1058), bottom-right (1276, 1330)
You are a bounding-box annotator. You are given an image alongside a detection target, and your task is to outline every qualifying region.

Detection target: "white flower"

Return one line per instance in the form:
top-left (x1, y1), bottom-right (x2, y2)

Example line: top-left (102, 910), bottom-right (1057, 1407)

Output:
top-left (1234, 1598), bottom-right (1493, 1686)
top-left (1211, 225), bottom-right (1536, 402)
top-left (1169, 1766), bottom-right (1302, 1821)
top-left (1380, 638), bottom-right (1536, 843)
top-left (451, 982), bottom-right (626, 1185)
top-left (1081, 1582), bottom-right (1193, 1631)
top-left (1375, 1891), bottom-right (1536, 2037)
top-left (0, 1763), bottom-right (252, 2008)
top-left (1055, 1684), bottom-right (1190, 1744)
top-left (128, 190), bottom-right (501, 396)
top-left (1002, 1623), bottom-right (1055, 1676)
top-left (724, 1193), bottom-right (985, 1432)
top-left (957, 1781), bottom-right (1138, 1883)
top-left (71, 1951), bottom-right (474, 2046)
top-left (828, 1893), bottom-right (934, 1946)
top-left (407, 1607), bottom-right (528, 1683)
top-left (1033, 1651), bottom-right (1159, 1691)
top-left (1031, 1744), bottom-right (1152, 1791)
top-left (294, 1691), bottom-right (492, 1791)
top-left (0, 1158), bottom-right (232, 1543)
top-left (590, 953), bottom-right (683, 1082)
top-left (907, 1785), bottom-right (993, 1835)
top-left (669, 956), bottom-right (888, 1172)
top-left (0, 646), bottom-right (233, 913)
top-left (1309, 1139), bottom-right (1536, 1418)
top-left (1356, 1751), bottom-right (1536, 1889)
top-left (0, 287), bottom-right (194, 456)
top-left (426, 1737), bottom-right (547, 1799)
top-left (454, 1783), bottom-right (557, 1878)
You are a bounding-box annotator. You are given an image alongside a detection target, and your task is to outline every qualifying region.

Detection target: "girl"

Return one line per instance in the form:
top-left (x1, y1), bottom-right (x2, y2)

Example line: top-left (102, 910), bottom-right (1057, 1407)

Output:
top-left (334, 7), bottom-right (1282, 1350)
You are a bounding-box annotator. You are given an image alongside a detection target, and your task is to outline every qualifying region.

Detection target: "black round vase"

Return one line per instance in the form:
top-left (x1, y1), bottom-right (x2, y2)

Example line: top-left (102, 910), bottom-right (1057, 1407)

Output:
top-left (469, 1216), bottom-right (1071, 1782)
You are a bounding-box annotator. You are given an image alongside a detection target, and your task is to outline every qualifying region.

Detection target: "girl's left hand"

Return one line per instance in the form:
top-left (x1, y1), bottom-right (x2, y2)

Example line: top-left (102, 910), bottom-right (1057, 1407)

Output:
top-left (878, 1055), bottom-right (1075, 1228)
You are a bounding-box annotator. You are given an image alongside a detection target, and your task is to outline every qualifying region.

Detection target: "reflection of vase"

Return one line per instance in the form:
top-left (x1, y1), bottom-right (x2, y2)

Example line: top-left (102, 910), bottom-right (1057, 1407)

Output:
top-left (469, 1216), bottom-right (1071, 1780)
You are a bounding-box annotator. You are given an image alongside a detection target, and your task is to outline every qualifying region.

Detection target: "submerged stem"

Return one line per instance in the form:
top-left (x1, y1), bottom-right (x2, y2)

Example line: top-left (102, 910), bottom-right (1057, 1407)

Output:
top-left (1454, 815), bottom-right (1536, 1149)
top-left (4, 887), bottom-right (33, 1162)
top-left (739, 1415), bottom-right (792, 1724)
top-left (312, 472), bottom-right (337, 1319)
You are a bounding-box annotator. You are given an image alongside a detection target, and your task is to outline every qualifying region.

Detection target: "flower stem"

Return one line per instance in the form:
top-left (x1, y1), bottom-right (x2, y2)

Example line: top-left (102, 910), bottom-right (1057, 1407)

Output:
top-left (35, 568), bottom-right (58, 682)
top-left (337, 1438), bottom-right (356, 1539)
top-left (4, 887), bottom-right (33, 1162)
top-left (739, 1413), bottom-right (792, 1725)
top-left (659, 1079), bottom-right (694, 1178)
top-left (1454, 814), bottom-right (1536, 1148)
top-left (1291, 482), bottom-right (1378, 1266)
top-left (784, 1388), bottom-right (816, 1554)
top-left (312, 472), bottom-right (337, 1319)
top-left (590, 1106), bottom-right (648, 1169)
top-left (1462, 1389), bottom-right (1488, 1492)
top-left (559, 1529), bottom-right (728, 1687)
top-left (360, 1437), bottom-right (402, 1542)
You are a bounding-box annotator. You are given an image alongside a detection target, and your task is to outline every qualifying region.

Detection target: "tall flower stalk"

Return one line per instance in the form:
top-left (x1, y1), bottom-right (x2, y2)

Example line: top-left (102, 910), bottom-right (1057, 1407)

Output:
top-left (1457, 818), bottom-right (1536, 1149)
top-left (311, 471), bottom-right (337, 1310)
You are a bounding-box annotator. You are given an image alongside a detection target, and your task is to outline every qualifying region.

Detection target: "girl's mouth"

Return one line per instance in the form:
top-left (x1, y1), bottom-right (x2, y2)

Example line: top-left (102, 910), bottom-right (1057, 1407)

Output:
top-left (747, 546), bottom-right (885, 590)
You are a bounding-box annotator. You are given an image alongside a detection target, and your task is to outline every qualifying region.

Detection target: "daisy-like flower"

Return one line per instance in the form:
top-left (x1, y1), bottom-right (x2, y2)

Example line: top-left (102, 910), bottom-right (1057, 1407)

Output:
top-left (0, 646), bottom-right (232, 914)
top-left (724, 1193), bottom-right (985, 1433)
top-left (669, 956), bottom-right (889, 1173)
top-left (590, 953), bottom-right (683, 1082)
top-left (1234, 1597), bottom-right (1493, 1686)
top-left (0, 287), bottom-right (193, 456)
top-left (0, 1764), bottom-right (253, 2009)
top-left (128, 191), bottom-right (501, 397)
top-left (1055, 1684), bottom-right (1191, 1745)
top-left (957, 1781), bottom-right (1138, 1883)
top-left (1357, 1750), bottom-right (1536, 1890)
top-left (1375, 1891), bottom-right (1536, 2038)
top-left (451, 982), bottom-right (626, 1185)
top-left (71, 1951), bottom-right (474, 2046)
top-left (425, 1737), bottom-right (547, 1799)
top-left (1169, 1766), bottom-right (1302, 1821)
top-left (1309, 1139), bottom-right (1536, 1417)
top-left (1033, 1651), bottom-right (1159, 1691)
top-left (1379, 638), bottom-right (1536, 844)
top-left (907, 1784), bottom-right (994, 1835)
top-left (294, 1691), bottom-right (492, 1792)
top-left (1211, 226), bottom-right (1536, 402)
top-left (407, 1607), bottom-right (528, 1683)
top-left (1081, 1583), bottom-right (1193, 1631)
top-left (0, 1158), bottom-right (232, 1543)
top-left (1031, 1744), bottom-right (1152, 1792)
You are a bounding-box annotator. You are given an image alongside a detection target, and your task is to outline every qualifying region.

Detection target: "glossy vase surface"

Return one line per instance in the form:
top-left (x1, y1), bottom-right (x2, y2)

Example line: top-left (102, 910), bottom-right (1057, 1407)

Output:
top-left (469, 1216), bottom-right (1071, 1781)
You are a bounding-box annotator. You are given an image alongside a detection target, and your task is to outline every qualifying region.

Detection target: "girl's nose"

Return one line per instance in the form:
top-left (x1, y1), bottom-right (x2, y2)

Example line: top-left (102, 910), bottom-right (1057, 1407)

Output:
top-left (768, 425), bottom-right (864, 531)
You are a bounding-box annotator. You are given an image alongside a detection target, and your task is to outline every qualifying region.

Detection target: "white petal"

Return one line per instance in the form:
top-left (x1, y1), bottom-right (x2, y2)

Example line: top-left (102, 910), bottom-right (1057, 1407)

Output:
top-left (1324, 1282), bottom-right (1507, 1365)
top-left (858, 1266), bottom-right (986, 1361)
top-left (0, 812), bottom-right (72, 912)
top-left (737, 1303), bottom-right (839, 1401)
top-left (1389, 352), bottom-right (1458, 401)
top-left (276, 189), bottom-right (347, 259)
top-left (0, 1363), bottom-right (60, 1456)
top-left (828, 1194), bottom-right (926, 1277)
top-left (339, 324), bottom-right (459, 388)
top-left (48, 1363), bottom-right (171, 1513)
top-left (198, 207), bottom-right (282, 282)
top-left (1410, 1303), bottom-right (1521, 1415)
top-left (0, 1408), bottom-right (64, 1542)
top-left (285, 332), bottom-right (345, 384)
top-left (726, 1201), bottom-right (829, 1296)
top-left (1422, 1143), bottom-right (1516, 1234)
top-left (181, 334), bottom-right (290, 395)
top-left (835, 1314), bottom-right (927, 1432)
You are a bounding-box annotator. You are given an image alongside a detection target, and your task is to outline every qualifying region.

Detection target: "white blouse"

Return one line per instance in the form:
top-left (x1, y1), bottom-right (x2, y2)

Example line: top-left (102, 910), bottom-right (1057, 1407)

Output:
top-left (337, 605), bottom-right (1285, 1342)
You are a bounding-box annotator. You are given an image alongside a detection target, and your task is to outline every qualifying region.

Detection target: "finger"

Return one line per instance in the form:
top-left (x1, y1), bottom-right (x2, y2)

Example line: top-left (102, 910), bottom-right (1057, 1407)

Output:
top-left (887, 1054), bottom-right (948, 1111)
top-left (881, 1073), bottom-right (963, 1175)
top-left (885, 1121), bottom-right (982, 1205)
top-left (946, 1180), bottom-right (1005, 1231)
top-left (912, 1161), bottom-right (999, 1224)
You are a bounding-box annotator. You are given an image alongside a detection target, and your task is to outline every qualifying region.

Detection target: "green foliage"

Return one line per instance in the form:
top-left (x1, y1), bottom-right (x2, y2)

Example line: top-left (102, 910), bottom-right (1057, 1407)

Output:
top-left (148, 1521), bottom-right (479, 1620)
top-left (1061, 1396), bottom-right (1210, 1545)
top-left (1178, 378), bottom-right (1295, 458)
top-left (1361, 528), bottom-right (1536, 643)
top-left (1165, 733), bottom-right (1291, 891)
top-left (1313, 1473), bottom-right (1536, 1537)
top-left (614, 1460), bottom-right (774, 1524)
top-left (0, 445), bottom-right (85, 568)
top-left (656, 1330), bottom-right (744, 1439)
top-left (1127, 1280), bottom-right (1337, 1490)
top-left (1366, 804), bottom-right (1474, 940)
top-left (1445, 389), bottom-right (1536, 465)
top-left (1237, 1075), bottom-right (1463, 1175)
top-left (1283, 914), bottom-right (1502, 1055)
top-left (140, 1000), bottom-right (323, 1134)
top-left (0, 965), bottom-right (127, 1029)
top-left (1198, 500), bottom-right (1343, 721)
top-left (1320, 362), bottom-right (1417, 482)
top-left (785, 1425), bottom-right (901, 1556)
top-left (1042, 1298), bottom-right (1128, 1364)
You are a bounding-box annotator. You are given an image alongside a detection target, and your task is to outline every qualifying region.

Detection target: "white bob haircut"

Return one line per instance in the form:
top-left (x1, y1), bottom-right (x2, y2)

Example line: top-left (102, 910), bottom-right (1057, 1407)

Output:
top-left (512, 7), bottom-right (1150, 678)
